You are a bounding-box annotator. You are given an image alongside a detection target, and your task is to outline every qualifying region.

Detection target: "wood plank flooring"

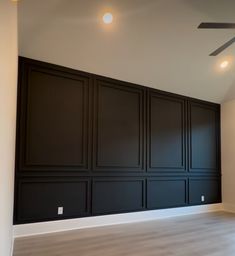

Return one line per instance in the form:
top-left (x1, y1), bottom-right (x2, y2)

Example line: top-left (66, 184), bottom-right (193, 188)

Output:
top-left (14, 212), bottom-right (235, 256)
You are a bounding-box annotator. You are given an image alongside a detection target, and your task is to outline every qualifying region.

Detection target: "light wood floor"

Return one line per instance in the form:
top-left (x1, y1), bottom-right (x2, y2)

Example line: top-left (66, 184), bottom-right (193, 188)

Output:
top-left (14, 212), bottom-right (235, 256)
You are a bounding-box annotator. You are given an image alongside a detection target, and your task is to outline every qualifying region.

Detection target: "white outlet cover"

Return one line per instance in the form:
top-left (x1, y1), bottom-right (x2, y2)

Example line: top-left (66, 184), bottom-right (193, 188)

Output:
top-left (201, 196), bottom-right (205, 202)
top-left (58, 207), bottom-right (63, 215)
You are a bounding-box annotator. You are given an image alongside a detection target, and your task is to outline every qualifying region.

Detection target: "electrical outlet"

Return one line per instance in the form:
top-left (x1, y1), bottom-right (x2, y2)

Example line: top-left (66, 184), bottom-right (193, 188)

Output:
top-left (201, 195), bottom-right (205, 202)
top-left (58, 207), bottom-right (63, 215)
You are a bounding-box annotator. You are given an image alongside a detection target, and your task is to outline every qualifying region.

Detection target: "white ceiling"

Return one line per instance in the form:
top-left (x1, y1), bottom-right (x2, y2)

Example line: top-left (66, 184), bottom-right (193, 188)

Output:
top-left (18, 0), bottom-right (235, 103)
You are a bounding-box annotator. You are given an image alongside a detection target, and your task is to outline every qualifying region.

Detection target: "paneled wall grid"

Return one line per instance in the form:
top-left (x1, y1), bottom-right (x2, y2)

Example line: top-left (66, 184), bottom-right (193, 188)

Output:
top-left (14, 57), bottom-right (221, 224)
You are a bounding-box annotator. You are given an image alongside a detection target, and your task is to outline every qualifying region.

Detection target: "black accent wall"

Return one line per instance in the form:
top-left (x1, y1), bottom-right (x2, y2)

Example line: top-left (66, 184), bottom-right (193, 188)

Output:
top-left (14, 57), bottom-right (221, 224)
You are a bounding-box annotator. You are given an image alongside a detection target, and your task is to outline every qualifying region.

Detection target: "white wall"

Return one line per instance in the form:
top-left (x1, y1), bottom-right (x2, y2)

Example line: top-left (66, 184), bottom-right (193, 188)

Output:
top-left (222, 100), bottom-right (235, 212)
top-left (0, 1), bottom-right (18, 255)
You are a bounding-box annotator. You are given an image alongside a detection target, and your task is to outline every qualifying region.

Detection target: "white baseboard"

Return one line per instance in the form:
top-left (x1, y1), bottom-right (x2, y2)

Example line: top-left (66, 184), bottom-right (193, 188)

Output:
top-left (11, 236), bottom-right (14, 256)
top-left (13, 204), bottom-right (222, 238)
top-left (223, 203), bottom-right (235, 213)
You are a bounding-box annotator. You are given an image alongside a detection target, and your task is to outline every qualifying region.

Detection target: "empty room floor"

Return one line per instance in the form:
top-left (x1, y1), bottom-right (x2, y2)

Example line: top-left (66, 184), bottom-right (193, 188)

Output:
top-left (14, 212), bottom-right (235, 256)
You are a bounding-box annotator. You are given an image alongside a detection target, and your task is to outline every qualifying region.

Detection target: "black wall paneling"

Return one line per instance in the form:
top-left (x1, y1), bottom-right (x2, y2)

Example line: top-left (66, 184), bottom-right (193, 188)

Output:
top-left (147, 178), bottom-right (187, 209)
top-left (93, 77), bottom-right (145, 172)
top-left (147, 91), bottom-right (186, 172)
top-left (189, 101), bottom-right (220, 173)
top-left (14, 57), bottom-right (221, 224)
top-left (92, 178), bottom-right (145, 214)
top-left (189, 177), bottom-right (221, 205)
top-left (18, 59), bottom-right (91, 172)
top-left (16, 178), bottom-right (90, 223)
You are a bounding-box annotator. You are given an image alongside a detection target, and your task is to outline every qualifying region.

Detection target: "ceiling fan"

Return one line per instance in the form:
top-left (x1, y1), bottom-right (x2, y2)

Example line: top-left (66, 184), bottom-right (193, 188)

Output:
top-left (198, 22), bottom-right (235, 56)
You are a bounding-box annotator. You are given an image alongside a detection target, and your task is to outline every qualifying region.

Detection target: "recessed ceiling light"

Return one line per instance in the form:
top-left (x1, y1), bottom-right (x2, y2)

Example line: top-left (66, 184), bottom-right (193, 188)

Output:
top-left (103, 13), bottom-right (113, 24)
top-left (220, 60), bottom-right (229, 69)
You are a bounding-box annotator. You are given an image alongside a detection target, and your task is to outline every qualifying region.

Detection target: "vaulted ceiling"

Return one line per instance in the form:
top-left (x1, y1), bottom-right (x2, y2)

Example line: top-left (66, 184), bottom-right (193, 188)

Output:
top-left (18, 0), bottom-right (235, 103)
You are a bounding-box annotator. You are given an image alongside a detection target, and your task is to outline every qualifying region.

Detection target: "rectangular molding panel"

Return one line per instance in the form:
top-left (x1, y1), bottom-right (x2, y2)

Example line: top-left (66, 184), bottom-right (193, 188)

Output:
top-left (14, 57), bottom-right (221, 224)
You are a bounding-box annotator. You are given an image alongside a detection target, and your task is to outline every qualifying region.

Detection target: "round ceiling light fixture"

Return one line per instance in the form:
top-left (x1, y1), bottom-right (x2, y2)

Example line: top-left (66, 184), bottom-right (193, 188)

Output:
top-left (103, 12), bottom-right (113, 24)
top-left (220, 60), bottom-right (229, 69)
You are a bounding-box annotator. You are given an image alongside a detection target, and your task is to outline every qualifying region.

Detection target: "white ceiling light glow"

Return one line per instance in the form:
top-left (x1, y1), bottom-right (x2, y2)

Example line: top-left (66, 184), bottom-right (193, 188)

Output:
top-left (103, 13), bottom-right (113, 24)
top-left (220, 60), bottom-right (229, 69)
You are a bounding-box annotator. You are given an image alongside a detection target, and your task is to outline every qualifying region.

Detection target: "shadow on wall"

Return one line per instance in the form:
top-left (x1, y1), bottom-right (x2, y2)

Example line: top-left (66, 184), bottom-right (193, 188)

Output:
top-left (222, 82), bottom-right (235, 102)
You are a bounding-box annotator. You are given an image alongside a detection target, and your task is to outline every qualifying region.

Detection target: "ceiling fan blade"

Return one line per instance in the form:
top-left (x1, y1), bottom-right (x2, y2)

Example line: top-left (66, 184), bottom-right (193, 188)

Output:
top-left (198, 22), bottom-right (235, 29)
top-left (209, 37), bottom-right (235, 56)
